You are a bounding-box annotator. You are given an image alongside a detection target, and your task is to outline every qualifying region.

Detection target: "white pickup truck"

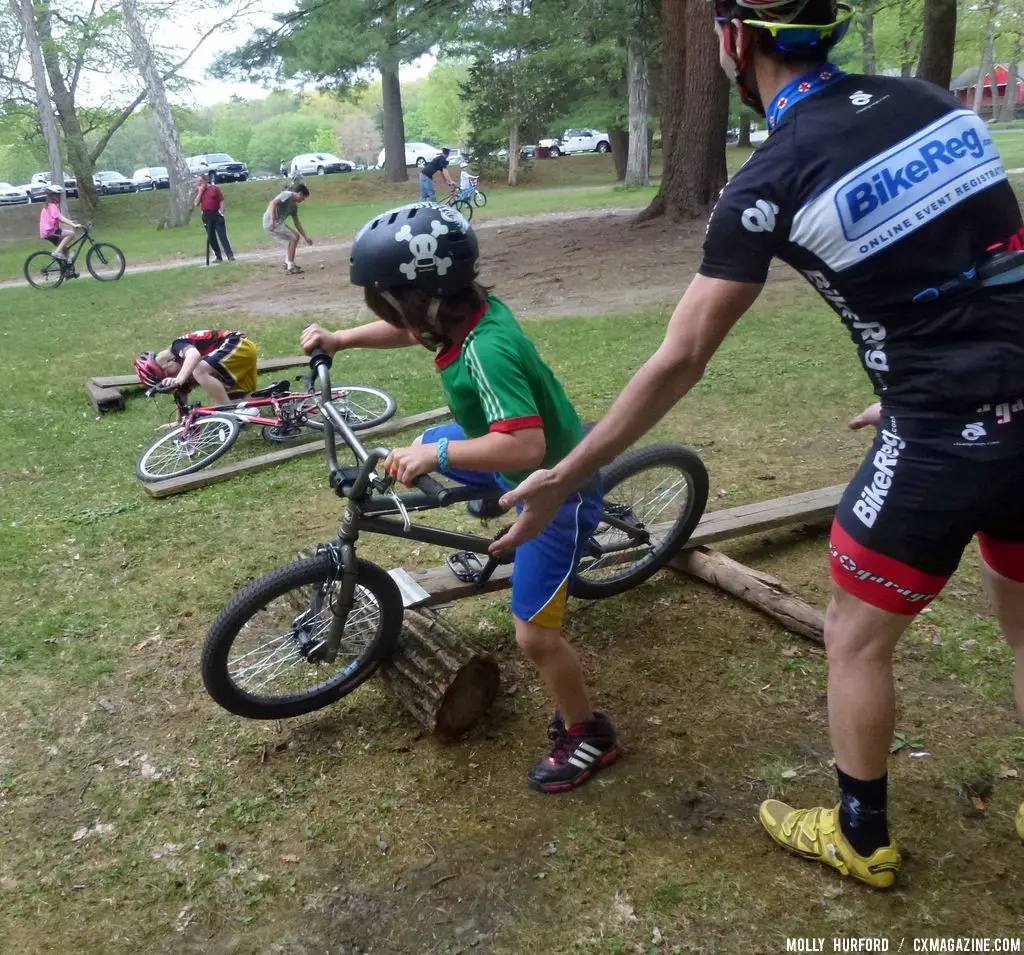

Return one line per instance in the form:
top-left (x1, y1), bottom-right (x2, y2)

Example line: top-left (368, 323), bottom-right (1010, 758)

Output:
top-left (538, 128), bottom-right (612, 157)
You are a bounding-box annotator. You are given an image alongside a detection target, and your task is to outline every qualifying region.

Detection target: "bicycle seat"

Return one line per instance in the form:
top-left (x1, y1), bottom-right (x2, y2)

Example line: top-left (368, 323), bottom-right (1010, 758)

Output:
top-left (248, 380), bottom-right (290, 398)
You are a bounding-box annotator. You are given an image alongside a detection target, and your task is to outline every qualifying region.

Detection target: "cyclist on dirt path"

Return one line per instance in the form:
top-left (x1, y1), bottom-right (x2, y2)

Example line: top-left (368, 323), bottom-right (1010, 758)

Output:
top-left (419, 148), bottom-right (455, 202)
top-left (134, 329), bottom-right (258, 407)
top-left (263, 183), bottom-right (312, 274)
top-left (39, 185), bottom-right (80, 263)
top-left (301, 202), bottom-right (622, 793)
top-left (492, 0), bottom-right (1024, 887)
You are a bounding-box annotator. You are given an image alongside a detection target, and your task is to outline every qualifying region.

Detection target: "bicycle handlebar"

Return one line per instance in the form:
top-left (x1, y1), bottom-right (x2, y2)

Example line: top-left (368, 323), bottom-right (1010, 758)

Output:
top-left (308, 348), bottom-right (451, 507)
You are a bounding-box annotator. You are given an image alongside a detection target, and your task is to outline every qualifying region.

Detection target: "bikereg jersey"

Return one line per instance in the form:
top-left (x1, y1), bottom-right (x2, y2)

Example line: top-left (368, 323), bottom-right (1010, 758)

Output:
top-left (700, 67), bottom-right (1024, 414)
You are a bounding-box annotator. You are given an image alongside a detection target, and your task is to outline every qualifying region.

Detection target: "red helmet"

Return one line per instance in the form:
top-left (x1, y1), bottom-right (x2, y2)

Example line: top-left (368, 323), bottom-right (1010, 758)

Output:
top-left (134, 351), bottom-right (165, 387)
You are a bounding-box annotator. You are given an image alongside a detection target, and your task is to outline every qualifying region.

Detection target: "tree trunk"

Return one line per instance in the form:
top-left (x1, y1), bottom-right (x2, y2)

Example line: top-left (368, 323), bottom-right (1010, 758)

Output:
top-left (858, 0), bottom-right (877, 75)
top-left (36, 2), bottom-right (100, 212)
top-left (999, 39), bottom-right (1022, 122)
top-left (640, 0), bottom-right (727, 221)
top-left (738, 111), bottom-right (751, 147)
top-left (916, 0), bottom-right (957, 89)
top-left (898, 0), bottom-right (917, 78)
top-left (120, 0), bottom-right (192, 228)
top-left (507, 122), bottom-right (521, 186)
top-left (973, 1), bottom-right (1000, 116)
top-left (610, 127), bottom-right (629, 180)
top-left (380, 60), bottom-right (408, 183)
top-left (637, 0), bottom-right (685, 220)
top-left (10, 0), bottom-right (63, 207)
top-left (624, 31), bottom-right (650, 186)
top-left (379, 610), bottom-right (501, 739)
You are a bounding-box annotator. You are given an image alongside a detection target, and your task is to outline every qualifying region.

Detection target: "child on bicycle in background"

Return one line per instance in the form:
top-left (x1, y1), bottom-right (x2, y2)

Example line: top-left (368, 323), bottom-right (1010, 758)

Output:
top-left (301, 203), bottom-right (620, 793)
top-left (134, 329), bottom-right (258, 407)
top-left (456, 163), bottom-right (478, 203)
top-left (40, 185), bottom-right (80, 262)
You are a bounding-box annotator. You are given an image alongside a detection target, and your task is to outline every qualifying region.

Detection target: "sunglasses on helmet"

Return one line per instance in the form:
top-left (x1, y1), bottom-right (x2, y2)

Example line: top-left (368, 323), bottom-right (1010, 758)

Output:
top-left (715, 1), bottom-right (853, 53)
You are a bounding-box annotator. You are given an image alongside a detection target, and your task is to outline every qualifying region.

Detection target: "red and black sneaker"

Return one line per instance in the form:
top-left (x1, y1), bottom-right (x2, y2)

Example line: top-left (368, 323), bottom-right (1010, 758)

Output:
top-left (529, 713), bottom-right (621, 793)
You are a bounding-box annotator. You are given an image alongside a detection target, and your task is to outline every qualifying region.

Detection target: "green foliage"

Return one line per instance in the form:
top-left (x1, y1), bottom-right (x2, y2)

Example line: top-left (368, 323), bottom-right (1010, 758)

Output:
top-left (246, 113), bottom-right (333, 170)
top-left (180, 132), bottom-right (218, 157)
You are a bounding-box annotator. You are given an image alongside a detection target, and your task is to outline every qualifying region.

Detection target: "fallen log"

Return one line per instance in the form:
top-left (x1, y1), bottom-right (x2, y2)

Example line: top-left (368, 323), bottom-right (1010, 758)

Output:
top-left (380, 609), bottom-right (500, 739)
top-left (670, 546), bottom-right (825, 645)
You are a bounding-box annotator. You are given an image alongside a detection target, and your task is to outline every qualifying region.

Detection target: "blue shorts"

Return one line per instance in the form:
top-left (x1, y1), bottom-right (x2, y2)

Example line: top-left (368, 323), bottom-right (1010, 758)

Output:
top-left (421, 423), bottom-right (603, 628)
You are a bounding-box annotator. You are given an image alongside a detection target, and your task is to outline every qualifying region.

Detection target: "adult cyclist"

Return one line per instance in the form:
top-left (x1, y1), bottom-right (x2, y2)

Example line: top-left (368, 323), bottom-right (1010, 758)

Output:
top-left (493, 0), bottom-right (1024, 888)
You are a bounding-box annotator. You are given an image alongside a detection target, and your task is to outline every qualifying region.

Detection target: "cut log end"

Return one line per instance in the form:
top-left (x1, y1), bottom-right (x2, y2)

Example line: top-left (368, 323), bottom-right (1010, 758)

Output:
top-left (380, 609), bottom-right (501, 740)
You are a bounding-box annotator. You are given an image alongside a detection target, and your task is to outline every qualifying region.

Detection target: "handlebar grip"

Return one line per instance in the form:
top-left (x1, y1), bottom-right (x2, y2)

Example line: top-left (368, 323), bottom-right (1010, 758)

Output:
top-left (413, 473), bottom-right (451, 506)
top-left (309, 347), bottom-right (333, 371)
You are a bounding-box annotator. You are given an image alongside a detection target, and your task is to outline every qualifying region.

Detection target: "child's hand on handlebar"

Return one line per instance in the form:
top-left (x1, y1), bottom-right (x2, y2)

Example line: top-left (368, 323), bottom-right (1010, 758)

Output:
top-left (385, 443), bottom-right (439, 486)
top-left (300, 324), bottom-right (339, 356)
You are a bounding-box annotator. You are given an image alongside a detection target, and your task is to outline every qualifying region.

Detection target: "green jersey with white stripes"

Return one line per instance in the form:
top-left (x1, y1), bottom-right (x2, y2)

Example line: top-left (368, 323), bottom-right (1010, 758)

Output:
top-left (434, 294), bottom-right (584, 487)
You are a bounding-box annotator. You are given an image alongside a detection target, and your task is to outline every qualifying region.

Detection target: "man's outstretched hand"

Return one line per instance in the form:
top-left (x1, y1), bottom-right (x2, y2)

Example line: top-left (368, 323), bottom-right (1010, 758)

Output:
top-left (848, 401), bottom-right (881, 431)
top-left (489, 468), bottom-right (568, 554)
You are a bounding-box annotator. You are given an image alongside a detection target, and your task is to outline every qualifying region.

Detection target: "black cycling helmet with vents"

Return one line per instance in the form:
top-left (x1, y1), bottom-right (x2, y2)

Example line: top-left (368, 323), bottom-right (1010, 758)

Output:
top-left (349, 202), bottom-right (479, 296)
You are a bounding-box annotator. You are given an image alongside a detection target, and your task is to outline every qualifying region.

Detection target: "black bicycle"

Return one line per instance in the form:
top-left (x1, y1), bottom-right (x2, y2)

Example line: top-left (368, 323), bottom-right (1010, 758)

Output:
top-left (24, 225), bottom-right (126, 290)
top-left (200, 351), bottom-right (709, 720)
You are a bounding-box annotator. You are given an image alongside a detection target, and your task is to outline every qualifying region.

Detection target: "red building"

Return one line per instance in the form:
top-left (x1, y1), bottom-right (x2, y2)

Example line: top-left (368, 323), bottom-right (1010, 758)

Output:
top-left (950, 64), bottom-right (1024, 115)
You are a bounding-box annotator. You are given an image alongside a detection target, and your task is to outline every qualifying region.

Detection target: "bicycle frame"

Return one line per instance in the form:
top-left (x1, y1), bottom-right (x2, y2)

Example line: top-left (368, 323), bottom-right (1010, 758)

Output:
top-left (305, 353), bottom-right (649, 661)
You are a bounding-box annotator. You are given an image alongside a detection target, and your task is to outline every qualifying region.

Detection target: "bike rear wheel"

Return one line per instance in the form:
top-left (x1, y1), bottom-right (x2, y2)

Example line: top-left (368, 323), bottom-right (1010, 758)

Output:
top-left (201, 553), bottom-right (403, 719)
top-left (86, 242), bottom-right (126, 281)
top-left (299, 385), bottom-right (397, 434)
top-left (473, 190), bottom-right (487, 208)
top-left (570, 444), bottom-right (709, 600)
top-left (136, 415), bottom-right (240, 481)
top-left (25, 251), bottom-right (65, 290)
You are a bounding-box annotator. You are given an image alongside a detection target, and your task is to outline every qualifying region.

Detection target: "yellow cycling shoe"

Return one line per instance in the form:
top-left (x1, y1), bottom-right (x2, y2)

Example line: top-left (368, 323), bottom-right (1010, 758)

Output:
top-left (759, 800), bottom-right (900, 889)
top-left (1016, 803), bottom-right (1024, 841)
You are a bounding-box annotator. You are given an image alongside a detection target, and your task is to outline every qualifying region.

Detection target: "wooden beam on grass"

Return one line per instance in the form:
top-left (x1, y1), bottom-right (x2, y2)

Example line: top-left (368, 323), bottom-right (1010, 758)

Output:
top-left (92, 355), bottom-right (311, 390)
top-left (86, 380), bottom-right (125, 414)
top-left (402, 483), bottom-right (843, 609)
top-left (669, 547), bottom-right (825, 645)
top-left (143, 406), bottom-right (451, 499)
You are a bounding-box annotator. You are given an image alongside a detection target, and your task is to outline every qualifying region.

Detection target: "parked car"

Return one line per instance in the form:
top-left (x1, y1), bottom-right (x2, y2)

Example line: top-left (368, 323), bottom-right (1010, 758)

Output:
top-left (0, 182), bottom-right (29, 206)
top-left (377, 141), bottom-right (444, 169)
top-left (186, 153), bottom-right (249, 184)
top-left (133, 166), bottom-right (170, 190)
top-left (94, 171), bottom-right (136, 195)
top-left (538, 128), bottom-right (612, 157)
top-left (22, 181), bottom-right (47, 202)
top-left (290, 152), bottom-right (354, 176)
top-left (31, 170), bottom-right (78, 198)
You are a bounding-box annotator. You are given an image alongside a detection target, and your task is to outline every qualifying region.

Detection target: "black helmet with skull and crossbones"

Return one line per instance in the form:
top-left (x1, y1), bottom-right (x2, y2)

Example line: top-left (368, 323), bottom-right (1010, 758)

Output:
top-left (350, 202), bottom-right (479, 296)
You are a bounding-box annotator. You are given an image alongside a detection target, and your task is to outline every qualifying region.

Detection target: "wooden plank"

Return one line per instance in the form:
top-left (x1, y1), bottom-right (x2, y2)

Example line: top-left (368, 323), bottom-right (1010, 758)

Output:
top-left (690, 484), bottom-right (844, 545)
top-left (86, 380), bottom-right (125, 414)
top-left (143, 407), bottom-right (451, 498)
top-left (93, 355), bottom-right (309, 390)
top-left (403, 484), bottom-right (845, 606)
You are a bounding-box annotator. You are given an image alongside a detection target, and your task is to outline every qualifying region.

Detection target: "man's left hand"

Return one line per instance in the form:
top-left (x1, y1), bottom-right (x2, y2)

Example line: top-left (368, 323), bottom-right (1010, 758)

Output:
top-left (161, 376), bottom-right (187, 390)
top-left (489, 468), bottom-right (567, 554)
top-left (304, 236), bottom-right (314, 246)
top-left (385, 443), bottom-right (438, 486)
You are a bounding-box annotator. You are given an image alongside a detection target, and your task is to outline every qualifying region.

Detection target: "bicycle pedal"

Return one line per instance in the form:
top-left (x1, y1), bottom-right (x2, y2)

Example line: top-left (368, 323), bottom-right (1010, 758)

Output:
top-left (446, 551), bottom-right (485, 583)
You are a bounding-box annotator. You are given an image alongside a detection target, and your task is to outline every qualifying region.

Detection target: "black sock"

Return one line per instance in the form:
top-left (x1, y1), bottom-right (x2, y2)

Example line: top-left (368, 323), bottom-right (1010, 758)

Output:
top-left (836, 766), bottom-right (890, 856)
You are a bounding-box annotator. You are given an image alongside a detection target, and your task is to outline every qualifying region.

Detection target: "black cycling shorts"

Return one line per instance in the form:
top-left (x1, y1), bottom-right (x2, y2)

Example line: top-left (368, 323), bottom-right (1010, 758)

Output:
top-left (831, 401), bottom-right (1024, 614)
top-left (45, 230), bottom-right (61, 247)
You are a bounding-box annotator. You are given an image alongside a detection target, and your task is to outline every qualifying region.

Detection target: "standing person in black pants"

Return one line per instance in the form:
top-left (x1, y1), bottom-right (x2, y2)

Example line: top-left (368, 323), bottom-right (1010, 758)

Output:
top-left (194, 174), bottom-right (235, 263)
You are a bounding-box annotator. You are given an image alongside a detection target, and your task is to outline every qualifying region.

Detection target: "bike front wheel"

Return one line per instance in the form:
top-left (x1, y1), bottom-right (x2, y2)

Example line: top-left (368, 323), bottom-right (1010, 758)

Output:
top-left (455, 199), bottom-right (474, 221)
top-left (86, 242), bottom-right (126, 281)
top-left (24, 251), bottom-right (65, 290)
top-left (201, 554), bottom-right (403, 719)
top-left (300, 385), bottom-right (397, 434)
top-left (136, 415), bottom-right (240, 481)
top-left (570, 444), bottom-right (709, 600)
top-left (473, 190), bottom-right (487, 208)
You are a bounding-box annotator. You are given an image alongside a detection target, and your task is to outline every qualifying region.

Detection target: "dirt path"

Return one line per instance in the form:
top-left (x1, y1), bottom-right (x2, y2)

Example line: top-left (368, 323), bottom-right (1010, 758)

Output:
top-left (0, 206), bottom-right (641, 294)
top-left (189, 208), bottom-right (732, 322)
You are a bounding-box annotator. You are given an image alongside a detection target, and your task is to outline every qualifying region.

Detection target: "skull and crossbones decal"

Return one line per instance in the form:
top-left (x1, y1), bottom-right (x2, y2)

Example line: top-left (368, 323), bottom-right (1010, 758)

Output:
top-left (396, 218), bottom-right (453, 281)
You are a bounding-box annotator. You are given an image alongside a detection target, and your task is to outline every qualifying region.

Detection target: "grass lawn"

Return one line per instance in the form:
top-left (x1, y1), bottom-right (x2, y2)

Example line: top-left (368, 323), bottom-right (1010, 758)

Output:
top-left (2, 227), bottom-right (1023, 953)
